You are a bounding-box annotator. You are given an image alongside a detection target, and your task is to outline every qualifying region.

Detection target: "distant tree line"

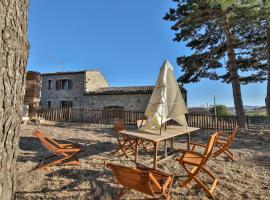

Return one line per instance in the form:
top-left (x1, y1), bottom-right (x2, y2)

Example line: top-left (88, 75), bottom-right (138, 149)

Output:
top-left (164, 0), bottom-right (270, 128)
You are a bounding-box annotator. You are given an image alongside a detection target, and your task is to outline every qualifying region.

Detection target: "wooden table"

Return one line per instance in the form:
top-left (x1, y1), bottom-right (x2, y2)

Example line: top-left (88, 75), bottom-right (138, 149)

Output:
top-left (120, 126), bottom-right (199, 169)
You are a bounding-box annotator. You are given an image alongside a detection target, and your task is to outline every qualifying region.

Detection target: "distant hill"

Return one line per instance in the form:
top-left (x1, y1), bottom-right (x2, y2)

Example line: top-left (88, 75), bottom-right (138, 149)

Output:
top-left (227, 106), bottom-right (266, 116)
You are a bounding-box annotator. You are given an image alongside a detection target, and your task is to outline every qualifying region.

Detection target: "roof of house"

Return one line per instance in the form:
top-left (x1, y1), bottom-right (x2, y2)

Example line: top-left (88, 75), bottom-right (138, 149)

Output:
top-left (188, 107), bottom-right (211, 114)
top-left (85, 85), bottom-right (186, 95)
top-left (42, 70), bottom-right (98, 76)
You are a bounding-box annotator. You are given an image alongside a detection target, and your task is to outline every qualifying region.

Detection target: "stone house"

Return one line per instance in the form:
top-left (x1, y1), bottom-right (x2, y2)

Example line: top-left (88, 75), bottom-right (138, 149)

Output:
top-left (40, 70), bottom-right (187, 112)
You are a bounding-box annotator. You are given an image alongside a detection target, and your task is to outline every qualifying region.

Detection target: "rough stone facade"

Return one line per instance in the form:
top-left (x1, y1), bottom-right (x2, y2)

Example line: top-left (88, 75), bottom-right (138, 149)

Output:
top-left (41, 70), bottom-right (108, 108)
top-left (82, 93), bottom-right (151, 111)
top-left (40, 70), bottom-right (187, 112)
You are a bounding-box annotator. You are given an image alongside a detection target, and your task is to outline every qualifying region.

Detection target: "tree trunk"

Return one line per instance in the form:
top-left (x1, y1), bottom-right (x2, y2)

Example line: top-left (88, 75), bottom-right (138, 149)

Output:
top-left (265, 24), bottom-right (270, 119)
top-left (223, 15), bottom-right (247, 129)
top-left (0, 0), bottom-right (29, 199)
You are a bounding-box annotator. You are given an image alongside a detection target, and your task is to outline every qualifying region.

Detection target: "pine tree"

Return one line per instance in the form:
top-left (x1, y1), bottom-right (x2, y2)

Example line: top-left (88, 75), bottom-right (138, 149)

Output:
top-left (164, 0), bottom-right (253, 128)
top-left (231, 0), bottom-right (270, 118)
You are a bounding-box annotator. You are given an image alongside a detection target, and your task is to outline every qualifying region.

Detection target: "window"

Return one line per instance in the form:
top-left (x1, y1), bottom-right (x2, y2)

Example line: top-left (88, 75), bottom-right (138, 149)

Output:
top-left (60, 101), bottom-right (73, 108)
top-left (48, 80), bottom-right (52, 90)
top-left (56, 79), bottom-right (72, 90)
top-left (47, 101), bottom-right (51, 108)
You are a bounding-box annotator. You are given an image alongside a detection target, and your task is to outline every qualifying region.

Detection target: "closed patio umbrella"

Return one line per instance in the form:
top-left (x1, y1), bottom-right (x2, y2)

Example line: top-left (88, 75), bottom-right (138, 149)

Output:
top-left (142, 60), bottom-right (188, 133)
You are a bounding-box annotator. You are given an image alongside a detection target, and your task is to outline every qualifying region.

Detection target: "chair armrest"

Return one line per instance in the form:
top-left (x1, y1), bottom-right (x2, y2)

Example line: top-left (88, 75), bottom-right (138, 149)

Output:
top-left (189, 142), bottom-right (207, 147)
top-left (217, 131), bottom-right (230, 139)
top-left (189, 142), bottom-right (207, 152)
top-left (176, 151), bottom-right (205, 163)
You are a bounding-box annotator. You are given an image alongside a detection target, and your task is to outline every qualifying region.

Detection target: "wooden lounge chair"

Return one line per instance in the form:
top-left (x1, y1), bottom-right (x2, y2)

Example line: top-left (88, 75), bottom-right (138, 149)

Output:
top-left (33, 130), bottom-right (81, 171)
top-left (113, 120), bottom-right (137, 158)
top-left (105, 162), bottom-right (174, 200)
top-left (176, 132), bottom-right (219, 199)
top-left (214, 125), bottom-right (239, 161)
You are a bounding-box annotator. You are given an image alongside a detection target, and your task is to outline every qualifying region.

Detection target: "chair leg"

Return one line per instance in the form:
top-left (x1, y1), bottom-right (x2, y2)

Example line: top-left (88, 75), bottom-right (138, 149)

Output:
top-left (192, 176), bottom-right (214, 199)
top-left (196, 167), bottom-right (218, 198)
top-left (213, 144), bottom-right (226, 157)
top-left (115, 141), bottom-right (130, 158)
top-left (33, 154), bottom-right (79, 170)
top-left (224, 149), bottom-right (235, 161)
top-left (140, 140), bottom-right (148, 152)
top-left (179, 164), bottom-right (198, 187)
top-left (179, 164), bottom-right (218, 198)
top-left (214, 145), bottom-right (235, 161)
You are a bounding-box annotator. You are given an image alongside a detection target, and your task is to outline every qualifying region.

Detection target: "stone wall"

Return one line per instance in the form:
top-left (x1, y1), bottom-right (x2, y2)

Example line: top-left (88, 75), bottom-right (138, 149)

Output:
top-left (41, 70), bottom-right (109, 108)
top-left (85, 71), bottom-right (108, 92)
top-left (81, 94), bottom-right (151, 111)
top-left (40, 70), bottom-right (187, 112)
top-left (41, 73), bottom-right (85, 108)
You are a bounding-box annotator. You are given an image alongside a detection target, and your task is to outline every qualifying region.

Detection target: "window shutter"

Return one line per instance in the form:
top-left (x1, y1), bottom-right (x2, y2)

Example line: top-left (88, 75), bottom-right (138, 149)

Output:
top-left (68, 80), bottom-right (72, 90)
top-left (48, 80), bottom-right (52, 90)
top-left (56, 80), bottom-right (61, 90)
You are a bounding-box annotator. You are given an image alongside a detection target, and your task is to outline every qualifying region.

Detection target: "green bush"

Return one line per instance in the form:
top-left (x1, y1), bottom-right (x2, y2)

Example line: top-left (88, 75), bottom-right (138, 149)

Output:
top-left (210, 105), bottom-right (229, 116)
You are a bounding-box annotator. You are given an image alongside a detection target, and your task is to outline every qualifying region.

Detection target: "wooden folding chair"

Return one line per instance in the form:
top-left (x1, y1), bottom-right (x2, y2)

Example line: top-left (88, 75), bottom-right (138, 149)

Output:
top-left (33, 130), bottom-right (81, 171)
top-left (105, 162), bottom-right (174, 200)
top-left (176, 132), bottom-right (219, 199)
top-left (136, 119), bottom-right (153, 152)
top-left (113, 120), bottom-right (137, 158)
top-left (214, 125), bottom-right (239, 161)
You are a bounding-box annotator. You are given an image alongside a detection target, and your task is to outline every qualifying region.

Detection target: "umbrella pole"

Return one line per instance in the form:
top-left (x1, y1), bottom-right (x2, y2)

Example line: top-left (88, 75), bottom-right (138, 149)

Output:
top-left (160, 117), bottom-right (162, 135)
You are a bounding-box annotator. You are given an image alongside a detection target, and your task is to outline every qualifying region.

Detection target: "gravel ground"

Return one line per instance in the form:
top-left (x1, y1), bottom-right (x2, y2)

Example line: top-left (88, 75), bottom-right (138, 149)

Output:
top-left (15, 122), bottom-right (270, 200)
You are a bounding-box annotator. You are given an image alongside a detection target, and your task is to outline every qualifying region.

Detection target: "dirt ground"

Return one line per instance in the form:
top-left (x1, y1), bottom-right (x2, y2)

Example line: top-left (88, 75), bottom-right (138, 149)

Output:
top-left (15, 122), bottom-right (270, 200)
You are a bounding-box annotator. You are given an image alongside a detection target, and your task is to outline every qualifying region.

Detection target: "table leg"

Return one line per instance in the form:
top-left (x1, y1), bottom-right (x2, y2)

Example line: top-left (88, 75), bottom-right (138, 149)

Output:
top-left (135, 139), bottom-right (139, 163)
top-left (170, 138), bottom-right (173, 149)
top-left (153, 142), bottom-right (158, 169)
top-left (164, 139), bottom-right (167, 157)
top-left (187, 132), bottom-right (191, 150)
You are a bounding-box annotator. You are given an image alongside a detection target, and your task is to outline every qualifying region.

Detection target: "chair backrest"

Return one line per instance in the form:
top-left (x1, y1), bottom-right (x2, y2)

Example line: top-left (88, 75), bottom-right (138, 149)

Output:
top-left (226, 125), bottom-right (239, 146)
top-left (202, 132), bottom-right (219, 163)
top-left (33, 130), bottom-right (59, 155)
top-left (105, 162), bottom-right (169, 197)
top-left (113, 120), bottom-right (125, 133)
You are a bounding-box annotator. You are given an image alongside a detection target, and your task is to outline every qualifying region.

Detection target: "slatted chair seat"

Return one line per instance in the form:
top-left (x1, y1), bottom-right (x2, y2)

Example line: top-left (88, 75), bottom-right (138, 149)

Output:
top-left (176, 132), bottom-right (219, 199)
top-left (180, 152), bottom-right (204, 165)
top-left (214, 125), bottom-right (239, 161)
top-left (105, 162), bottom-right (174, 200)
top-left (33, 130), bottom-right (81, 171)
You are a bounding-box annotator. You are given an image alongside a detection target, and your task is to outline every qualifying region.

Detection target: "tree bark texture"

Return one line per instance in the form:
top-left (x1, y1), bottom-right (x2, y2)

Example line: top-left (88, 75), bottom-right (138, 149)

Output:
top-left (265, 24), bottom-right (270, 119)
top-left (223, 16), bottom-right (247, 129)
top-left (0, 0), bottom-right (29, 199)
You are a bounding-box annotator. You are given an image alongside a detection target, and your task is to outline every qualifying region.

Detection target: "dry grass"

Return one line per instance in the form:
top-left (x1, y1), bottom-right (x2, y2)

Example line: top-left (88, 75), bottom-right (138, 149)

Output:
top-left (15, 122), bottom-right (270, 200)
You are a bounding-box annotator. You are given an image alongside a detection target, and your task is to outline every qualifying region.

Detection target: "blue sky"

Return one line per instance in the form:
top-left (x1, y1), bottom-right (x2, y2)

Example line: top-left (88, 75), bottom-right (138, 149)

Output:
top-left (27, 0), bottom-right (267, 107)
